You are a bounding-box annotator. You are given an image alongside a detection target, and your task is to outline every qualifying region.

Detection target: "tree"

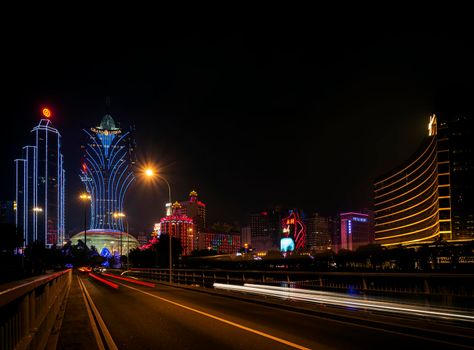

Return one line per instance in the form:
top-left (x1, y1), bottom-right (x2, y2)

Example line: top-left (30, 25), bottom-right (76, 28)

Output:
top-left (0, 223), bottom-right (24, 253)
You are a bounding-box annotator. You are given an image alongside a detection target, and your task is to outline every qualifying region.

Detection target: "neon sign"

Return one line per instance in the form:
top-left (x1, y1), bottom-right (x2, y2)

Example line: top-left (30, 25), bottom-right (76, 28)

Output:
top-left (42, 108), bottom-right (51, 118)
top-left (352, 217), bottom-right (367, 222)
top-left (281, 210), bottom-right (306, 252)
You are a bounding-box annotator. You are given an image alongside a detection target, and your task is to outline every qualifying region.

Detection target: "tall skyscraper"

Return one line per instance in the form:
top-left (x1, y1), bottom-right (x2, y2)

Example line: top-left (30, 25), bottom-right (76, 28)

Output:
top-left (250, 207), bottom-right (283, 251)
top-left (160, 202), bottom-right (195, 256)
top-left (80, 114), bottom-right (135, 231)
top-left (305, 213), bottom-right (331, 252)
top-left (178, 190), bottom-right (206, 234)
top-left (374, 114), bottom-right (473, 246)
top-left (443, 115), bottom-right (474, 240)
top-left (15, 110), bottom-right (65, 247)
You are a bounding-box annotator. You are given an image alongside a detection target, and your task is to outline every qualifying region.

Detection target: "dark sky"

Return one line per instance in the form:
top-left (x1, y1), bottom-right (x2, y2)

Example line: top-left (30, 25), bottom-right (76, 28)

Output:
top-left (2, 27), bottom-right (473, 235)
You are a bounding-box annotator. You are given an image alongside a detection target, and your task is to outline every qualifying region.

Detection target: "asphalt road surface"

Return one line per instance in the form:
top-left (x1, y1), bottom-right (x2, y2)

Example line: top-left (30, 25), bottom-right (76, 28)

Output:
top-left (77, 274), bottom-right (472, 350)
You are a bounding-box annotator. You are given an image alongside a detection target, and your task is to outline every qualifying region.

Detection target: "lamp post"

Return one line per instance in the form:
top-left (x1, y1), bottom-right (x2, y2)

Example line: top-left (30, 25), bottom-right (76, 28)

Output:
top-left (113, 212), bottom-right (129, 269)
top-left (145, 167), bottom-right (173, 283)
top-left (32, 207), bottom-right (43, 246)
top-left (79, 193), bottom-right (91, 248)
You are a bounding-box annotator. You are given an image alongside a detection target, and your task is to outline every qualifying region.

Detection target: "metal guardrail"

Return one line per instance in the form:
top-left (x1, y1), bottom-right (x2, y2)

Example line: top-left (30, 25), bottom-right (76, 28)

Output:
top-left (0, 269), bottom-right (72, 350)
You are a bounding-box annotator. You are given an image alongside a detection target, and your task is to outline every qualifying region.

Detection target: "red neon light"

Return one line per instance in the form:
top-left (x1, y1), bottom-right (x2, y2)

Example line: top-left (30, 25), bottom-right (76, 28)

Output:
top-left (282, 211), bottom-right (306, 250)
top-left (89, 273), bottom-right (119, 289)
top-left (42, 108), bottom-right (52, 118)
top-left (102, 273), bottom-right (156, 287)
top-left (82, 163), bottom-right (87, 172)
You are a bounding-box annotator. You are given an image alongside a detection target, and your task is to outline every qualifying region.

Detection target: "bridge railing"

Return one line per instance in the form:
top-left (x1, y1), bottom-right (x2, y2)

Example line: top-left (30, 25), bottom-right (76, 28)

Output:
top-left (0, 269), bottom-right (72, 350)
top-left (124, 268), bottom-right (474, 306)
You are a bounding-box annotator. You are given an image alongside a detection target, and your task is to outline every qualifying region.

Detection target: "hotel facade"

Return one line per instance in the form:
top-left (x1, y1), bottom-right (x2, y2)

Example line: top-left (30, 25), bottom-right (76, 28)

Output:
top-left (374, 115), bottom-right (473, 246)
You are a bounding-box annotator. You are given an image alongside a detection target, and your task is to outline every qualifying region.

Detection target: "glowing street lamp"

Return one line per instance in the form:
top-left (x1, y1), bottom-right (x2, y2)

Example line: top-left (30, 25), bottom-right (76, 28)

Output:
top-left (33, 207), bottom-right (43, 212)
top-left (142, 166), bottom-right (173, 283)
top-left (113, 212), bottom-right (129, 268)
top-left (79, 193), bottom-right (91, 248)
top-left (145, 168), bottom-right (154, 177)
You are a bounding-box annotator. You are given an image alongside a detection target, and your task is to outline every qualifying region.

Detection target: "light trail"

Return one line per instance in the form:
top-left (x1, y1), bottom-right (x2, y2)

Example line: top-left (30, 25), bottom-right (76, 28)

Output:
top-left (213, 283), bottom-right (474, 323)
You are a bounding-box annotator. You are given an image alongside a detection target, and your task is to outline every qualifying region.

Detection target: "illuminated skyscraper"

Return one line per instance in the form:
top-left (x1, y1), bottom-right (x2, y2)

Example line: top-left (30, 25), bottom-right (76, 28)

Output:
top-left (178, 190), bottom-right (206, 233)
top-left (305, 213), bottom-right (332, 252)
top-left (160, 202), bottom-right (195, 256)
top-left (15, 110), bottom-right (65, 247)
top-left (374, 114), bottom-right (474, 246)
top-left (250, 207), bottom-right (283, 251)
top-left (80, 114), bottom-right (135, 231)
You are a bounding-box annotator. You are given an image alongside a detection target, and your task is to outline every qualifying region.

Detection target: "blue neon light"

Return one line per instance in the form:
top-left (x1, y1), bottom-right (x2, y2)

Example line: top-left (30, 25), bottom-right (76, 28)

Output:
top-left (280, 237), bottom-right (295, 252)
top-left (80, 115), bottom-right (135, 231)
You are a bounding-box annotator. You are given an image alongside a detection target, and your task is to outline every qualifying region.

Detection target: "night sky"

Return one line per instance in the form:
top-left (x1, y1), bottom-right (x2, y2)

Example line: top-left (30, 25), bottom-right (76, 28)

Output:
top-left (2, 28), bottom-right (473, 235)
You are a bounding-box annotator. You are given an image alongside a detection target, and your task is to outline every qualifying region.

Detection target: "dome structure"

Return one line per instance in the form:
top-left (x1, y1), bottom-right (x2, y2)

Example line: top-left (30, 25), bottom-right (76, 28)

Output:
top-left (70, 229), bottom-right (139, 256)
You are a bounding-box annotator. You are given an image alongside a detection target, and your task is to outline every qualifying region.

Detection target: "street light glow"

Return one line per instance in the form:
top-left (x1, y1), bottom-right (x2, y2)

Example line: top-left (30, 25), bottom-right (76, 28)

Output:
top-left (113, 212), bottom-right (126, 218)
top-left (145, 168), bottom-right (154, 177)
top-left (33, 207), bottom-right (43, 212)
top-left (79, 193), bottom-right (91, 200)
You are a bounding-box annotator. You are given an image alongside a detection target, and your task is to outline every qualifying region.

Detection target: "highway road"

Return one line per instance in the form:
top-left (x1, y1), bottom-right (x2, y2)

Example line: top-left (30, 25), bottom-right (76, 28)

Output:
top-left (76, 273), bottom-right (473, 350)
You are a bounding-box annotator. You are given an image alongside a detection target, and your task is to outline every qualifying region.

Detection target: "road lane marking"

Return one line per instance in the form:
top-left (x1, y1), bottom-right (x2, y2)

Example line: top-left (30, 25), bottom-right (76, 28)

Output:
top-left (79, 277), bottom-right (119, 350)
top-left (117, 282), bottom-right (312, 350)
top-left (77, 276), bottom-right (106, 350)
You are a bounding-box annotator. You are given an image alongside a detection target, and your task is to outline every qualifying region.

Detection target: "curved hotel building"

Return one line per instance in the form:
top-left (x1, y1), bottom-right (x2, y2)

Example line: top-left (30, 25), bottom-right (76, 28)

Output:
top-left (374, 114), bottom-right (473, 246)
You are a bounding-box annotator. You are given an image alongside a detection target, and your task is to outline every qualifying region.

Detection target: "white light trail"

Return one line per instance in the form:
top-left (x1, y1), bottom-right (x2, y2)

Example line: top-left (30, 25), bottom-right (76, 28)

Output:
top-left (213, 283), bottom-right (474, 323)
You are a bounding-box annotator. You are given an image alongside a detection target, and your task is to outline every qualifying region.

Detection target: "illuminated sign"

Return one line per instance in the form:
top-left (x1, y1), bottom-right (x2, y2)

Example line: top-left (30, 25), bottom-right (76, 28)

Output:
top-left (348, 220), bottom-right (352, 234)
top-left (280, 237), bottom-right (295, 252)
top-left (42, 108), bottom-right (51, 118)
top-left (352, 217), bottom-right (368, 222)
top-left (281, 211), bottom-right (306, 252)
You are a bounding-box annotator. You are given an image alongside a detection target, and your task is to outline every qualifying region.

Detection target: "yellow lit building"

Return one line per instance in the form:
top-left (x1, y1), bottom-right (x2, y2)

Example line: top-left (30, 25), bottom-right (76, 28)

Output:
top-left (374, 115), bottom-right (452, 246)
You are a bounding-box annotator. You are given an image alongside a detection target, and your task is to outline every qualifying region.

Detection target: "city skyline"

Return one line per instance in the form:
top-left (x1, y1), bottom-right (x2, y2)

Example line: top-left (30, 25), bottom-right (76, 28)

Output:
top-left (2, 29), bottom-right (474, 235)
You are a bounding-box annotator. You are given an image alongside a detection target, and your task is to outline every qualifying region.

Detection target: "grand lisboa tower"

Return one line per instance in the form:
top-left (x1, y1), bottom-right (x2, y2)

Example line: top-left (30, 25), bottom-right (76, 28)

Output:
top-left (71, 114), bottom-right (139, 256)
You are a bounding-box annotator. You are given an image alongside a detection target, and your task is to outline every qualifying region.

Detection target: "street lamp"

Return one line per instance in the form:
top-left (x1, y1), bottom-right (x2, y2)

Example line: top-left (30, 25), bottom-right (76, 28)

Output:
top-left (79, 193), bottom-right (91, 248)
top-left (144, 167), bottom-right (173, 283)
top-left (113, 212), bottom-right (129, 269)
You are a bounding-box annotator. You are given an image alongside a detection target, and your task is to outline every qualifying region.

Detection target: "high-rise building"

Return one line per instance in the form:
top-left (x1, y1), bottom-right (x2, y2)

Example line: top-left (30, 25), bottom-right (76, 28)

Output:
top-left (340, 212), bottom-right (371, 251)
top-left (80, 114), bottom-right (135, 231)
top-left (305, 213), bottom-right (331, 252)
top-left (444, 115), bottom-right (474, 240)
top-left (0, 200), bottom-right (16, 225)
top-left (160, 202), bottom-right (195, 256)
top-left (374, 114), bottom-right (474, 246)
top-left (250, 208), bottom-right (282, 251)
top-left (15, 110), bottom-right (65, 247)
top-left (178, 190), bottom-right (206, 233)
